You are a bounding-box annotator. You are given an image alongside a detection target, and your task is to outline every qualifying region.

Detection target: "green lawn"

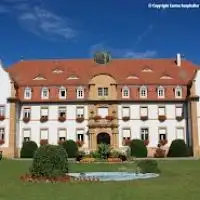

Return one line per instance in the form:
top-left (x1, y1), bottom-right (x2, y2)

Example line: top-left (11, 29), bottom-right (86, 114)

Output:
top-left (0, 159), bottom-right (200, 200)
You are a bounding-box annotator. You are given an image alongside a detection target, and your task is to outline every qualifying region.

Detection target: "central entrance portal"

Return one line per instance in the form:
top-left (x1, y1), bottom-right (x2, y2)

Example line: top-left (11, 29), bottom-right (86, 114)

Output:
top-left (97, 132), bottom-right (110, 145)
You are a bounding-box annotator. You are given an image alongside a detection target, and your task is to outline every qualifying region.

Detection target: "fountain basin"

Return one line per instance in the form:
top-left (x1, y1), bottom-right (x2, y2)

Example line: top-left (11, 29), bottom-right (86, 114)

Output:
top-left (68, 172), bottom-right (159, 182)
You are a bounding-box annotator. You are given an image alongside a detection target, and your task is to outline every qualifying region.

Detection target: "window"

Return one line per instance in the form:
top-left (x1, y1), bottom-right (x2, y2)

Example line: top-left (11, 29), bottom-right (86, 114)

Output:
top-left (122, 129), bottom-right (131, 140)
top-left (158, 106), bottom-right (165, 116)
top-left (176, 128), bottom-right (184, 140)
top-left (122, 87), bottom-right (130, 98)
top-left (140, 86), bottom-right (147, 98)
top-left (40, 107), bottom-right (48, 117)
top-left (0, 106), bottom-right (5, 116)
top-left (58, 129), bottom-right (66, 141)
top-left (41, 87), bottom-right (49, 99)
top-left (175, 86), bottom-right (182, 98)
top-left (23, 129), bottom-right (31, 142)
top-left (58, 107), bottom-right (66, 117)
top-left (158, 128), bottom-right (167, 141)
top-left (157, 86), bottom-right (165, 98)
top-left (0, 127), bottom-right (5, 141)
top-left (176, 105), bottom-right (183, 117)
top-left (76, 107), bottom-right (84, 118)
top-left (98, 87), bottom-right (108, 96)
top-left (97, 107), bottom-right (108, 118)
top-left (76, 87), bottom-right (84, 99)
top-left (40, 129), bottom-right (48, 140)
top-left (122, 107), bottom-right (130, 117)
top-left (140, 128), bottom-right (149, 140)
top-left (23, 108), bottom-right (31, 118)
top-left (59, 87), bottom-right (67, 99)
top-left (24, 87), bottom-right (32, 99)
top-left (76, 129), bottom-right (84, 142)
top-left (140, 106), bottom-right (148, 117)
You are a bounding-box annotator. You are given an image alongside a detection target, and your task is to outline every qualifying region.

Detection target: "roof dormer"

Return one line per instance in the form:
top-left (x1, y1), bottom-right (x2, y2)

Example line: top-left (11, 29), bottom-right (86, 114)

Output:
top-left (141, 66), bottom-right (153, 72)
top-left (33, 74), bottom-right (47, 80)
top-left (127, 74), bottom-right (139, 79)
top-left (67, 75), bottom-right (79, 80)
top-left (52, 68), bottom-right (64, 74)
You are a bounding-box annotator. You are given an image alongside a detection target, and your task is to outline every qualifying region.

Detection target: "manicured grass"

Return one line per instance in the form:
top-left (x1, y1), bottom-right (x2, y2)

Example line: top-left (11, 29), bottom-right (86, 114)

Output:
top-left (0, 159), bottom-right (200, 200)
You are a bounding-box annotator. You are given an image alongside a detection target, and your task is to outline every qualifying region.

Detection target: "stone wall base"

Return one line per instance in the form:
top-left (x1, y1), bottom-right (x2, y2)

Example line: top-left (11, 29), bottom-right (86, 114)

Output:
top-left (0, 147), bottom-right (20, 158)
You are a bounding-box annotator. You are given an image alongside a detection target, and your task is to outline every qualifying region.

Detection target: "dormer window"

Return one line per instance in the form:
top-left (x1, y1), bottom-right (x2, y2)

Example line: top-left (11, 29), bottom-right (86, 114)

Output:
top-left (122, 87), bottom-right (130, 98)
top-left (157, 86), bottom-right (165, 98)
top-left (59, 87), bottom-right (67, 99)
top-left (76, 87), bottom-right (84, 99)
top-left (41, 87), bottom-right (49, 99)
top-left (24, 87), bottom-right (32, 99)
top-left (175, 86), bottom-right (182, 98)
top-left (140, 86), bottom-right (147, 98)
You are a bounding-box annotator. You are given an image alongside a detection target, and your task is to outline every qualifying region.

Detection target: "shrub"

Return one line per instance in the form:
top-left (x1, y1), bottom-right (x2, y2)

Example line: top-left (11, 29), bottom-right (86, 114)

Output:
top-left (0, 151), bottom-right (2, 160)
top-left (154, 147), bottom-right (166, 158)
top-left (136, 160), bottom-right (160, 173)
top-left (76, 151), bottom-right (85, 161)
top-left (119, 154), bottom-right (127, 161)
top-left (90, 151), bottom-right (101, 159)
top-left (97, 143), bottom-right (111, 159)
top-left (61, 140), bottom-right (78, 158)
top-left (20, 141), bottom-right (38, 158)
top-left (129, 139), bottom-right (148, 158)
top-left (29, 144), bottom-right (68, 178)
top-left (167, 139), bottom-right (189, 157)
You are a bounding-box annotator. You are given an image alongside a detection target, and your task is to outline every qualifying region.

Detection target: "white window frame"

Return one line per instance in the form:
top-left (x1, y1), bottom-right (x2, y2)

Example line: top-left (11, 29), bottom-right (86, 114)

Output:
top-left (98, 87), bottom-right (108, 96)
top-left (140, 86), bottom-right (147, 98)
top-left (140, 106), bottom-right (148, 117)
top-left (122, 87), bottom-right (130, 98)
top-left (122, 128), bottom-right (131, 140)
top-left (175, 105), bottom-right (183, 117)
top-left (23, 108), bottom-right (31, 118)
top-left (76, 107), bottom-right (84, 118)
top-left (40, 129), bottom-right (49, 140)
top-left (158, 127), bottom-right (167, 140)
top-left (0, 127), bottom-right (5, 141)
top-left (122, 106), bottom-right (130, 117)
top-left (76, 87), bottom-right (84, 99)
top-left (158, 106), bottom-right (166, 116)
top-left (59, 86), bottom-right (67, 99)
top-left (41, 87), bottom-right (49, 99)
top-left (140, 127), bottom-right (149, 140)
top-left (176, 127), bottom-right (185, 140)
top-left (157, 86), bottom-right (165, 98)
top-left (0, 105), bottom-right (5, 116)
top-left (58, 129), bottom-right (67, 141)
top-left (23, 128), bottom-right (31, 142)
top-left (76, 129), bottom-right (84, 142)
top-left (24, 87), bottom-right (32, 99)
top-left (175, 86), bottom-right (182, 98)
top-left (58, 107), bottom-right (66, 117)
top-left (40, 107), bottom-right (48, 117)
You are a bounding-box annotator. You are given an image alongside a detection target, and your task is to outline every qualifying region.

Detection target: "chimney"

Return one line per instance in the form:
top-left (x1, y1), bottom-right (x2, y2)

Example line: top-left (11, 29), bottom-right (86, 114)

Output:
top-left (176, 53), bottom-right (181, 67)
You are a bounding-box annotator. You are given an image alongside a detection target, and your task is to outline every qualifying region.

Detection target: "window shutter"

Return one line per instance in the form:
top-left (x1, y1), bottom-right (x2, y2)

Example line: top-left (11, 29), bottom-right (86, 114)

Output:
top-left (23, 129), bottom-right (31, 137)
top-left (59, 129), bottom-right (66, 137)
top-left (158, 107), bottom-right (165, 115)
top-left (41, 108), bottom-right (48, 116)
top-left (176, 128), bottom-right (184, 139)
top-left (141, 107), bottom-right (147, 116)
top-left (123, 129), bottom-right (131, 137)
top-left (41, 129), bottom-right (48, 139)
top-left (122, 107), bottom-right (129, 117)
top-left (176, 107), bottom-right (182, 116)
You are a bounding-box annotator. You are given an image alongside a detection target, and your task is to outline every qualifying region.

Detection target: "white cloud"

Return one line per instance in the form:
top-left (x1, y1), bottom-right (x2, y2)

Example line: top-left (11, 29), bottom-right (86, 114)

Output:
top-left (90, 42), bottom-right (157, 58)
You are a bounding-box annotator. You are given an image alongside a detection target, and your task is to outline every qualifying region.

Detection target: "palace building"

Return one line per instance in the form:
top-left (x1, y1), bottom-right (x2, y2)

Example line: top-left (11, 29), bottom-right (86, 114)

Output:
top-left (0, 52), bottom-right (200, 158)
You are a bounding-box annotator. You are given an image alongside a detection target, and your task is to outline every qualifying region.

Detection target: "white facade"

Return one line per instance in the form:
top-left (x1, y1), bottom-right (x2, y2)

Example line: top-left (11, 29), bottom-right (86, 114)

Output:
top-left (0, 62), bottom-right (11, 148)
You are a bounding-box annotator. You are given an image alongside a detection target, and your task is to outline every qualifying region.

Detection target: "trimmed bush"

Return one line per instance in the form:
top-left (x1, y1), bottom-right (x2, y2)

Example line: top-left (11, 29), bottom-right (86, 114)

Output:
top-left (61, 140), bottom-right (78, 158)
top-left (137, 160), bottom-right (160, 173)
top-left (167, 139), bottom-right (189, 157)
top-left (97, 143), bottom-right (111, 159)
top-left (129, 139), bottom-right (147, 158)
top-left (29, 144), bottom-right (68, 178)
top-left (20, 141), bottom-right (38, 158)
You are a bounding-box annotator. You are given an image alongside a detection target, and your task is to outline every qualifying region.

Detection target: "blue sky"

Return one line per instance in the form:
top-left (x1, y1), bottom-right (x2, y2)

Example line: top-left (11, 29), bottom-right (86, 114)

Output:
top-left (0, 0), bottom-right (200, 67)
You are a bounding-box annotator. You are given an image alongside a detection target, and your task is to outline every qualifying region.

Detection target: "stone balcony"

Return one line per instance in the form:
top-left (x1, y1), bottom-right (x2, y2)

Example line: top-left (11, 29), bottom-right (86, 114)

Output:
top-left (88, 118), bottom-right (118, 129)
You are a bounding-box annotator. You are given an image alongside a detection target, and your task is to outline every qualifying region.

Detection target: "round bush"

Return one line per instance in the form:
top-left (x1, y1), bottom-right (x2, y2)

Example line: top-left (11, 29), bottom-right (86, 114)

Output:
top-left (137, 160), bottom-right (160, 173)
top-left (29, 144), bottom-right (68, 178)
top-left (61, 140), bottom-right (78, 158)
top-left (129, 139), bottom-right (147, 158)
top-left (167, 139), bottom-right (189, 157)
top-left (20, 141), bottom-right (38, 158)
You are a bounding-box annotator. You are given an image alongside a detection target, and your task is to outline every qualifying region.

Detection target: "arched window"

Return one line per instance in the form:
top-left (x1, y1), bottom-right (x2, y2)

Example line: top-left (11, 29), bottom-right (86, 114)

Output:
top-left (24, 87), bottom-right (32, 99)
top-left (175, 86), bottom-right (182, 98)
top-left (59, 86), bottom-right (67, 99)
top-left (76, 87), bottom-right (84, 99)
top-left (41, 87), bottom-right (49, 99)
top-left (122, 86), bottom-right (130, 98)
top-left (140, 86), bottom-right (147, 98)
top-left (157, 86), bottom-right (165, 98)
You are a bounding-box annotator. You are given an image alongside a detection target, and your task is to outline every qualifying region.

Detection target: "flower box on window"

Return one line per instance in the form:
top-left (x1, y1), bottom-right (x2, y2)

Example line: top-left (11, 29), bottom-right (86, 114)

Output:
top-left (93, 115), bottom-right (101, 121)
top-left (0, 115), bottom-right (5, 121)
top-left (40, 116), bottom-right (48, 123)
top-left (140, 116), bottom-right (148, 121)
top-left (105, 116), bottom-right (114, 121)
top-left (58, 116), bottom-right (66, 122)
top-left (0, 139), bottom-right (5, 145)
top-left (122, 116), bottom-right (130, 121)
top-left (76, 117), bottom-right (84, 123)
top-left (144, 139), bottom-right (149, 146)
top-left (123, 138), bottom-right (131, 146)
top-left (159, 139), bottom-right (168, 146)
top-left (76, 140), bottom-right (84, 147)
top-left (158, 115), bottom-right (166, 122)
top-left (176, 116), bottom-right (184, 121)
top-left (23, 117), bottom-right (30, 123)
top-left (40, 139), bottom-right (48, 145)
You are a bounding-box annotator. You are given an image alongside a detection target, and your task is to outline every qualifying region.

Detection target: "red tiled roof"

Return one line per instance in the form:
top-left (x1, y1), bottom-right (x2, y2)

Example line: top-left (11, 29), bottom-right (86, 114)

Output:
top-left (6, 58), bottom-right (199, 86)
